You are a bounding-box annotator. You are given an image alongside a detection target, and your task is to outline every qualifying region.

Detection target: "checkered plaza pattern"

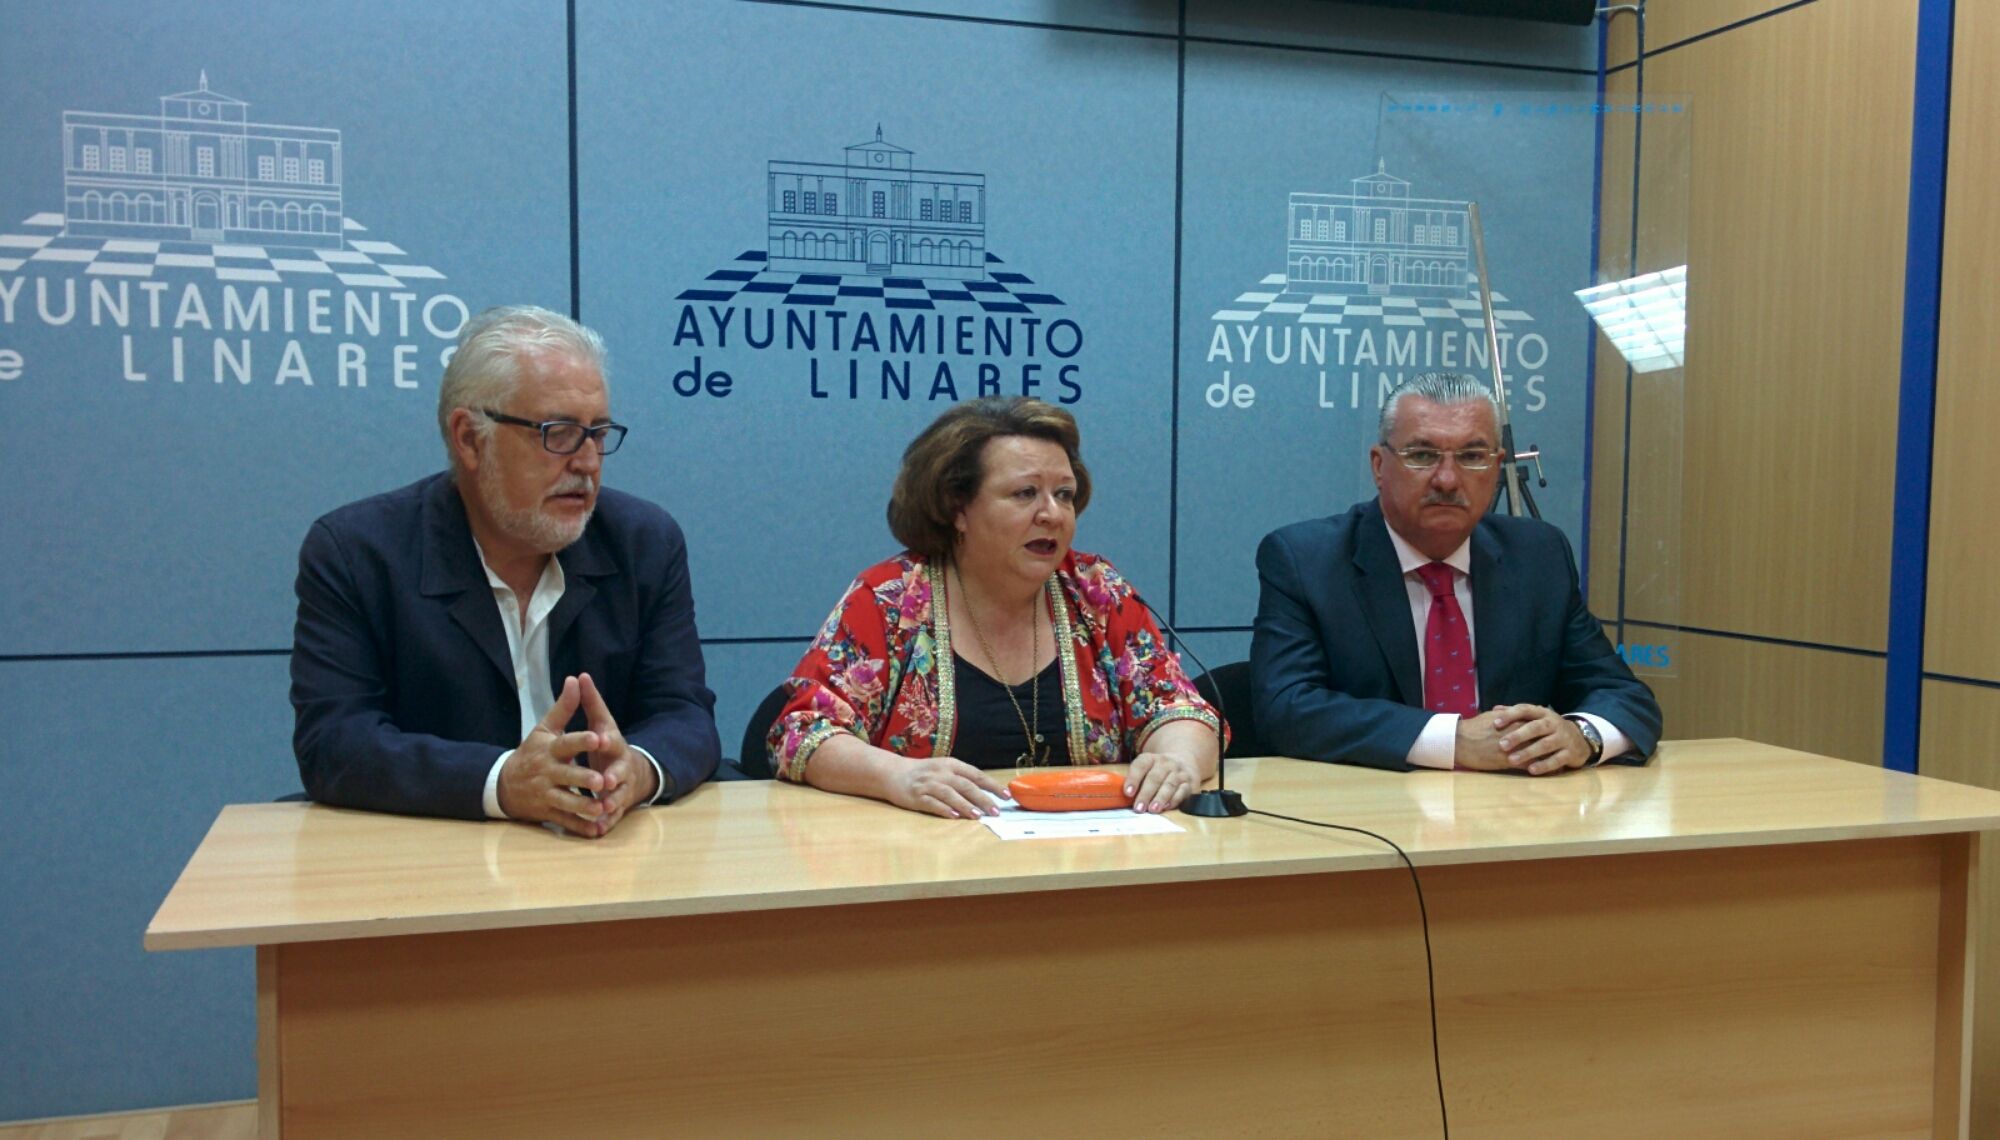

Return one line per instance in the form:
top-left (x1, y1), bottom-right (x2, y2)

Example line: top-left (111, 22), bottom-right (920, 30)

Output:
top-left (1212, 273), bottom-right (1533, 331)
top-left (677, 251), bottom-right (1064, 313)
top-left (0, 213), bottom-right (445, 288)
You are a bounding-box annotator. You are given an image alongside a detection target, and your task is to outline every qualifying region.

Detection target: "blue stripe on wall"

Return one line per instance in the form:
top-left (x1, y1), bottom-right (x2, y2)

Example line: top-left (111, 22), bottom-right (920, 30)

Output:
top-left (1883, 0), bottom-right (1955, 774)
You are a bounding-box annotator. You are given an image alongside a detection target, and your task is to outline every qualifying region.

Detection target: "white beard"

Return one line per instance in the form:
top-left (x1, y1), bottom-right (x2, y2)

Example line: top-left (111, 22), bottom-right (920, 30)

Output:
top-left (477, 459), bottom-right (593, 553)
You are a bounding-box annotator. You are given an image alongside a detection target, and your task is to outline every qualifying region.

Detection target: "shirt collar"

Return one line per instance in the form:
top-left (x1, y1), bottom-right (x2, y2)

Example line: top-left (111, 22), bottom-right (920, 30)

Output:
top-left (1383, 514), bottom-right (1471, 578)
top-left (471, 538), bottom-right (566, 601)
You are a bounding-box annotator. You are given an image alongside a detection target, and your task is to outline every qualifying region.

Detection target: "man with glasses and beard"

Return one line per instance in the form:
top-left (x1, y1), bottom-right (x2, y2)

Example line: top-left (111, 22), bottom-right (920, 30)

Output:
top-left (1251, 372), bottom-right (1660, 775)
top-left (290, 305), bottom-right (719, 833)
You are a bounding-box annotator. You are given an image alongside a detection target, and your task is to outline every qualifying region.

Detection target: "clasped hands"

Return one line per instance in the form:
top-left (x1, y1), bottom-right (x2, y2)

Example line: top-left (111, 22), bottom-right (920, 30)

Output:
top-left (884, 751), bottom-right (1203, 820)
top-left (497, 673), bottom-right (657, 837)
top-left (1454, 703), bottom-right (1593, 776)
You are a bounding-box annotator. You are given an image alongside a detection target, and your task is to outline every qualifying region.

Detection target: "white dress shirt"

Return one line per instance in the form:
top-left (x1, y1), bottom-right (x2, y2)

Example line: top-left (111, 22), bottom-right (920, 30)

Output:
top-left (474, 542), bottom-right (664, 819)
top-left (1383, 519), bottom-right (1632, 770)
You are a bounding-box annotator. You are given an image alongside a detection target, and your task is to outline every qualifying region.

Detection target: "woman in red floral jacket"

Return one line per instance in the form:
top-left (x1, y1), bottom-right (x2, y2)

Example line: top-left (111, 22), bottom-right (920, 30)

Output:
top-left (768, 397), bottom-right (1222, 819)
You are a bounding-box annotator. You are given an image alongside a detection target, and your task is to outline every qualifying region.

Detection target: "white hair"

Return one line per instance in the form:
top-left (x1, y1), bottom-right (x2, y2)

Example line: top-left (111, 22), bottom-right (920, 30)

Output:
top-left (1378, 372), bottom-right (1501, 443)
top-left (437, 305), bottom-right (609, 468)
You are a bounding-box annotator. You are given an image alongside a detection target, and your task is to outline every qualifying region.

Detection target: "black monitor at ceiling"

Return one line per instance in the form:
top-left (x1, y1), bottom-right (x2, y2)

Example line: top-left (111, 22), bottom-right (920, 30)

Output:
top-left (1315, 0), bottom-right (1599, 27)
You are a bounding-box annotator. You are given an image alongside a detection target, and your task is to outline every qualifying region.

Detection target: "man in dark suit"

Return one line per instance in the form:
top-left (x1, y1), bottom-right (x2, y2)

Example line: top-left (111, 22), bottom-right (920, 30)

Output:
top-left (1252, 372), bottom-right (1660, 774)
top-left (291, 305), bottom-right (720, 833)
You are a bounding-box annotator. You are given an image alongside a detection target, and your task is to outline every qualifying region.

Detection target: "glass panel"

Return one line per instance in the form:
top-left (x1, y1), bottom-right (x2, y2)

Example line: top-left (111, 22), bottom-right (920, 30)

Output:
top-left (1372, 91), bottom-right (1690, 678)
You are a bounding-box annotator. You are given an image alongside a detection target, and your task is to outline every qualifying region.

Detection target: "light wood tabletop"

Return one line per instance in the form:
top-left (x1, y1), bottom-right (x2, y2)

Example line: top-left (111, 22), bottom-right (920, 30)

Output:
top-left (155, 738), bottom-right (1999, 1138)
top-left (146, 738), bottom-right (2000, 951)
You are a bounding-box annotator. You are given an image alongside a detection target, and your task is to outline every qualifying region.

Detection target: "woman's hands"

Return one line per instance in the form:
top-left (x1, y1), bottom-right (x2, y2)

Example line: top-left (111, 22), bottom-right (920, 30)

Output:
top-left (1123, 719), bottom-right (1221, 812)
top-left (805, 729), bottom-right (1220, 818)
top-left (883, 757), bottom-right (1010, 819)
top-left (1124, 751), bottom-right (1205, 813)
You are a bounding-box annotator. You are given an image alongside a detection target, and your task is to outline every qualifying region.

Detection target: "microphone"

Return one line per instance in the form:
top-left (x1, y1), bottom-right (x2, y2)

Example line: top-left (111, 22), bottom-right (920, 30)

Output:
top-left (1126, 590), bottom-right (1248, 818)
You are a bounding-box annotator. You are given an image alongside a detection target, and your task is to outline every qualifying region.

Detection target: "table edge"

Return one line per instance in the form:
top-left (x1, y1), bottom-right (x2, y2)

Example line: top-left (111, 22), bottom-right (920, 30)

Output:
top-left (144, 811), bottom-right (2000, 951)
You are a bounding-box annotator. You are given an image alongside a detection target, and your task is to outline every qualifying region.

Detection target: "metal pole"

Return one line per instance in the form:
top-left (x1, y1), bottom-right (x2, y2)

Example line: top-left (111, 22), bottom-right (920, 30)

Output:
top-left (1466, 201), bottom-right (1530, 517)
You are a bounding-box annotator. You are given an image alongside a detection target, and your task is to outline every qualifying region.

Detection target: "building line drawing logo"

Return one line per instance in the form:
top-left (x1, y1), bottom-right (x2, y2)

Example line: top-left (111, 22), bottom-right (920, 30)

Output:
top-left (1202, 160), bottom-right (1554, 414)
top-left (770, 124), bottom-right (987, 281)
top-left (664, 127), bottom-right (1087, 404)
top-left (0, 73), bottom-right (444, 290)
top-left (1212, 160), bottom-right (1532, 334)
top-left (676, 127), bottom-right (1065, 314)
top-left (1288, 159), bottom-right (1470, 299)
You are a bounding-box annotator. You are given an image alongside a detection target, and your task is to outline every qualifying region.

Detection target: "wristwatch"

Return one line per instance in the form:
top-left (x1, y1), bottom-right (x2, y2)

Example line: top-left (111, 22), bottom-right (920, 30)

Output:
top-left (1563, 715), bottom-right (1604, 765)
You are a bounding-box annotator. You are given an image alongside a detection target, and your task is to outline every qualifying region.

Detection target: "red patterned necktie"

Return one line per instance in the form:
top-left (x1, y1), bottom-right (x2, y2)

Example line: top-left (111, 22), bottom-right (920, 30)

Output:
top-left (1416, 562), bottom-right (1477, 717)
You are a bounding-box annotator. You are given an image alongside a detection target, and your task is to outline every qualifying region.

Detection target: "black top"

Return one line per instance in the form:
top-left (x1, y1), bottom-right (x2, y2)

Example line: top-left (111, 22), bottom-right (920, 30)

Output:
top-left (951, 652), bottom-right (1071, 770)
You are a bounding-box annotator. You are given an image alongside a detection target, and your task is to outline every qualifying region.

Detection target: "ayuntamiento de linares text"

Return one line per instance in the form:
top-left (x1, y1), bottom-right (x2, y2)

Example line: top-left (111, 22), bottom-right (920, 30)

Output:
top-left (670, 304), bottom-right (1085, 403)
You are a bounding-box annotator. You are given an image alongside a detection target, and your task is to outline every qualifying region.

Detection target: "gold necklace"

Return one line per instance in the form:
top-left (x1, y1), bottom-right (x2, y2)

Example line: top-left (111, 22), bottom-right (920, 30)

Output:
top-left (953, 564), bottom-right (1048, 767)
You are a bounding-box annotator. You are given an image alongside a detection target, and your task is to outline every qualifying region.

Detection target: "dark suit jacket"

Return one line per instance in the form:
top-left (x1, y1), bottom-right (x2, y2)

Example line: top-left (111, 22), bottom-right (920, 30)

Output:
top-left (290, 472), bottom-right (720, 819)
top-left (1251, 499), bottom-right (1661, 771)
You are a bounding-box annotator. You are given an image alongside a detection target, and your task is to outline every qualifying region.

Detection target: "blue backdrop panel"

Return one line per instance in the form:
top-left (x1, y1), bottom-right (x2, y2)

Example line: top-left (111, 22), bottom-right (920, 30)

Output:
top-left (0, 0), bottom-right (1606, 1123)
top-left (576, 1), bottom-right (1181, 639)
top-left (1174, 42), bottom-right (1598, 628)
top-left (1179, 630), bottom-right (1251, 681)
top-left (0, 0), bottom-right (571, 655)
top-left (0, 656), bottom-right (299, 1120)
top-left (1188, 0), bottom-right (1598, 71)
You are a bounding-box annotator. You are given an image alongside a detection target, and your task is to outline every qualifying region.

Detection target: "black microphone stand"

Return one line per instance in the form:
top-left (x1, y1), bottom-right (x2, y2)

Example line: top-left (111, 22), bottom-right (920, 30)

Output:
top-left (1127, 592), bottom-right (1246, 817)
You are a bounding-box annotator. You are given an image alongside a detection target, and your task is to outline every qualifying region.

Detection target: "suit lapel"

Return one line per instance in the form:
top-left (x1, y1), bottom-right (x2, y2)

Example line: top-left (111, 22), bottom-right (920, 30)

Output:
top-left (419, 476), bottom-right (514, 688)
top-left (548, 521), bottom-right (614, 668)
top-left (1353, 507), bottom-right (1423, 706)
top-left (447, 591), bottom-right (514, 687)
top-left (1469, 521), bottom-right (1508, 706)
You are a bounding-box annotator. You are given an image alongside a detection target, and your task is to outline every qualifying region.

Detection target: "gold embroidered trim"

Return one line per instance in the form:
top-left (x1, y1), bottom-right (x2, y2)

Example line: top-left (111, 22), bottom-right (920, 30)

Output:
top-left (786, 722), bottom-right (851, 782)
top-left (1048, 576), bottom-right (1088, 765)
top-left (1134, 706), bottom-right (1224, 757)
top-left (926, 560), bottom-right (957, 758)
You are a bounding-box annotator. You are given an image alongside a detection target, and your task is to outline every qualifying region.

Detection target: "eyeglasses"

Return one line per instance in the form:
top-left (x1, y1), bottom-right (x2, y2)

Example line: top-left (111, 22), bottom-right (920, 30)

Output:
top-left (482, 409), bottom-right (628, 456)
top-left (1388, 445), bottom-right (1501, 471)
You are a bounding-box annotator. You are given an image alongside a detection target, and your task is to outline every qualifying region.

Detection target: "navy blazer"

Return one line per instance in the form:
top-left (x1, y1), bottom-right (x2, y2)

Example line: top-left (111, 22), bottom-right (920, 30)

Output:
top-left (1251, 499), bottom-right (1661, 771)
top-left (290, 472), bottom-right (721, 819)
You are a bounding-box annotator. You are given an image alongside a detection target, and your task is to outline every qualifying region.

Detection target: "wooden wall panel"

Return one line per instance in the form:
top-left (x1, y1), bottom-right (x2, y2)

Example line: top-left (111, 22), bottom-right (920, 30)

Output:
top-left (1606, 8), bottom-right (1638, 68)
top-left (1589, 68), bottom-right (1688, 630)
top-left (1926, 0), bottom-right (2000, 684)
top-left (1593, 0), bottom-right (1909, 758)
top-left (1637, 629), bottom-right (1885, 763)
top-left (1637, 0), bottom-right (1913, 651)
top-left (1921, 39), bottom-right (2000, 1140)
top-left (1918, 680), bottom-right (2000, 1140)
top-left (1608, 1), bottom-right (1838, 68)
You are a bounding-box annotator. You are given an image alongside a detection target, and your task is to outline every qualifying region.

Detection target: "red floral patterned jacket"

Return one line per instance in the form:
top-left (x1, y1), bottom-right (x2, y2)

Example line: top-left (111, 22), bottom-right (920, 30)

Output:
top-left (769, 550), bottom-right (1222, 780)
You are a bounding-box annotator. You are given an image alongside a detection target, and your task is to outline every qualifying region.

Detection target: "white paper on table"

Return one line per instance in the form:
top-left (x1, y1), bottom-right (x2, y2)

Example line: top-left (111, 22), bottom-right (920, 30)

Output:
top-left (977, 800), bottom-right (1186, 841)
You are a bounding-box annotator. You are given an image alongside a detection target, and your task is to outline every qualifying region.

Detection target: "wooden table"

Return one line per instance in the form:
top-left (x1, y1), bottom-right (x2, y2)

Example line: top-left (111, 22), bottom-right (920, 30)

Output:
top-left (148, 741), bottom-right (2000, 1138)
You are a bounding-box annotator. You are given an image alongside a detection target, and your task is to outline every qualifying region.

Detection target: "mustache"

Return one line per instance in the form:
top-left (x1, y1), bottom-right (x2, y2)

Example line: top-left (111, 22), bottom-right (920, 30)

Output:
top-left (1422, 490), bottom-right (1469, 507)
top-left (548, 476), bottom-right (595, 497)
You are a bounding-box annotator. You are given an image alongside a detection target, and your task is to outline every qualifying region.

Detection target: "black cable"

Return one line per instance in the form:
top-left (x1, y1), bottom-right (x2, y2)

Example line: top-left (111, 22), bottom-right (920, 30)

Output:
top-left (1115, 591), bottom-right (1440, 1129)
top-left (1246, 808), bottom-right (1449, 1140)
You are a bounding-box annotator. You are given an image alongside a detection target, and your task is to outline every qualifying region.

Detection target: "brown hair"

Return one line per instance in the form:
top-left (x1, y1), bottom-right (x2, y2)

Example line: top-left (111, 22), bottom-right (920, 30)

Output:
top-left (887, 396), bottom-right (1092, 560)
